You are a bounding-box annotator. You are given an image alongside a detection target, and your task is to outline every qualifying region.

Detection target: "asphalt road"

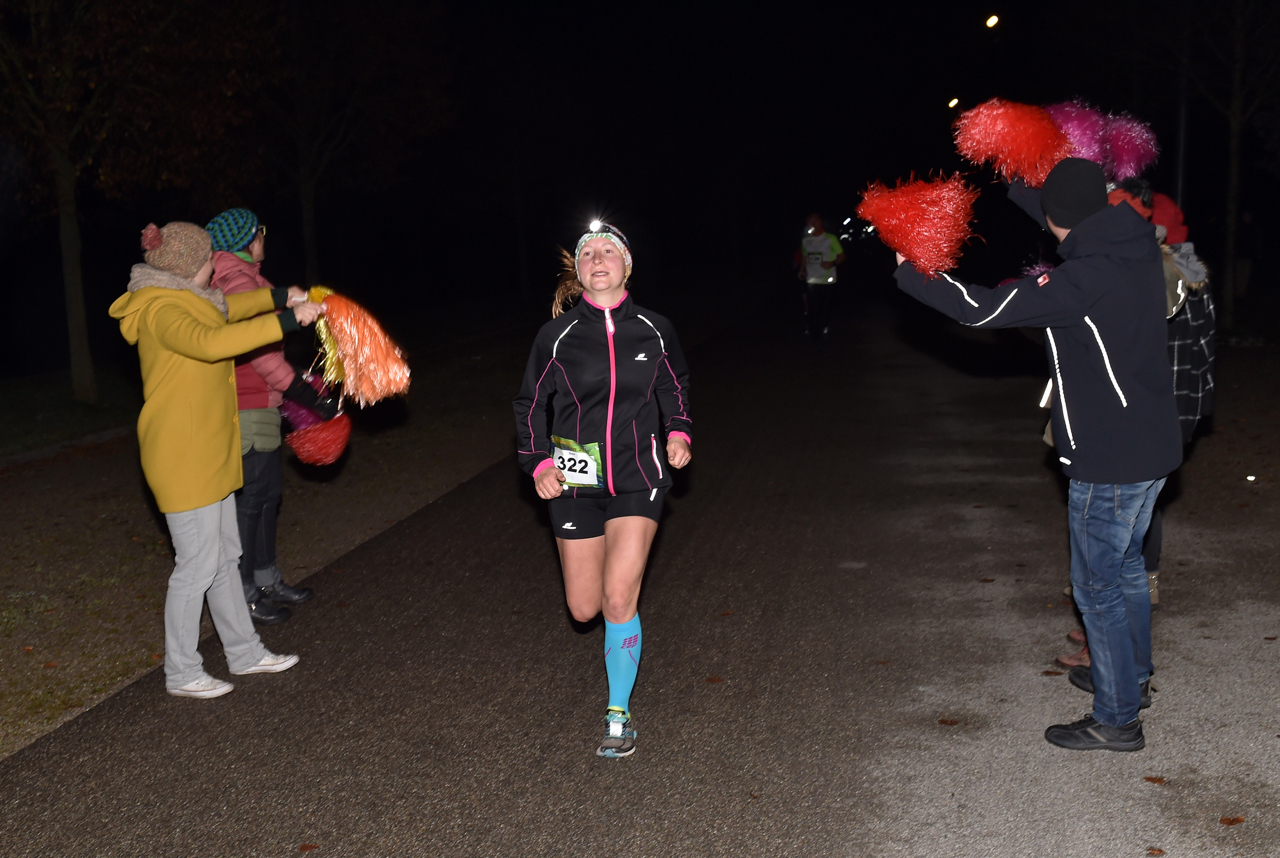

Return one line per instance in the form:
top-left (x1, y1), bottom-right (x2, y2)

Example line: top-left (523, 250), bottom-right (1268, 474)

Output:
top-left (1, 293), bottom-right (1276, 857)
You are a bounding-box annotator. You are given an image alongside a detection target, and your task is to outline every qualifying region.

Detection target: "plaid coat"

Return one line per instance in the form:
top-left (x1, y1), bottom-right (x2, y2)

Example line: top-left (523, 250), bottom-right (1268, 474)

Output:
top-left (1168, 288), bottom-right (1215, 444)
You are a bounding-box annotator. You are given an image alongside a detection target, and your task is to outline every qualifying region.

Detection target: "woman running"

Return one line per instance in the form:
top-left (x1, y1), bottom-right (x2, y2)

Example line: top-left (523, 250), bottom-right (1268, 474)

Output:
top-left (514, 222), bottom-right (692, 758)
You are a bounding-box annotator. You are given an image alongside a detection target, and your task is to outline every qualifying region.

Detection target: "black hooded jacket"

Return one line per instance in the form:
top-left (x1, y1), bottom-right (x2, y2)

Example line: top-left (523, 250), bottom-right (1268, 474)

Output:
top-left (514, 292), bottom-right (692, 497)
top-left (894, 183), bottom-right (1181, 484)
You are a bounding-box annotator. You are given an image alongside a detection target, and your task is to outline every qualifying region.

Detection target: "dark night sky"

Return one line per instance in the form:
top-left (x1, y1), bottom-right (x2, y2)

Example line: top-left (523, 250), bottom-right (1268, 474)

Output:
top-left (0, 0), bottom-right (1270, 375)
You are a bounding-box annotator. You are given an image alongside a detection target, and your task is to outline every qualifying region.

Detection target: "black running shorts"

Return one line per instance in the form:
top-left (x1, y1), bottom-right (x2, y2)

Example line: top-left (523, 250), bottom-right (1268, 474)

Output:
top-left (548, 488), bottom-right (666, 539)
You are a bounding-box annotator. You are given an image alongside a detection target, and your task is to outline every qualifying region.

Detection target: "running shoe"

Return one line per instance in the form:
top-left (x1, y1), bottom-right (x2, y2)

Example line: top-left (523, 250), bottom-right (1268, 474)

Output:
top-left (596, 707), bottom-right (636, 758)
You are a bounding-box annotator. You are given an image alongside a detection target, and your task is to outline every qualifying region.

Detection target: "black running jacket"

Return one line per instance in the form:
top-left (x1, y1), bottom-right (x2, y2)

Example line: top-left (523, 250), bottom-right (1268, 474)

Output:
top-left (514, 292), bottom-right (692, 497)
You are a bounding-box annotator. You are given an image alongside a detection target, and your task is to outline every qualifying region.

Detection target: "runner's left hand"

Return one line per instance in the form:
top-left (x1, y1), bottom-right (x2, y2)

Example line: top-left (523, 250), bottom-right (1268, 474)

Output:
top-left (667, 437), bottom-right (691, 469)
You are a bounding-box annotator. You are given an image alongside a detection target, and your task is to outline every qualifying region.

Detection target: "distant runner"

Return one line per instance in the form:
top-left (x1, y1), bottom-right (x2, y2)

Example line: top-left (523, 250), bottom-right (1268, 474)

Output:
top-left (514, 222), bottom-right (692, 757)
top-left (799, 213), bottom-right (845, 347)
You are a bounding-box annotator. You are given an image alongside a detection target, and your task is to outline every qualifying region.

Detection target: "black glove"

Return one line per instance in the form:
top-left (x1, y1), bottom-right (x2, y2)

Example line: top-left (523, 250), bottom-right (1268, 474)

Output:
top-left (285, 374), bottom-right (340, 421)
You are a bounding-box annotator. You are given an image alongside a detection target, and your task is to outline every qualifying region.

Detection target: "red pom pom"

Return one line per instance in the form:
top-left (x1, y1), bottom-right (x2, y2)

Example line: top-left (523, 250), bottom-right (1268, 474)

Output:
top-left (140, 223), bottom-right (163, 252)
top-left (954, 98), bottom-right (1072, 187)
top-left (285, 413), bottom-right (351, 465)
top-left (856, 174), bottom-right (978, 273)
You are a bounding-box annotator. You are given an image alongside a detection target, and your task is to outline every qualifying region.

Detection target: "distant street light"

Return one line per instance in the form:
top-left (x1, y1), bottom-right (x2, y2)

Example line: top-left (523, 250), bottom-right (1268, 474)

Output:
top-left (948, 98), bottom-right (959, 108)
top-left (986, 15), bottom-right (999, 27)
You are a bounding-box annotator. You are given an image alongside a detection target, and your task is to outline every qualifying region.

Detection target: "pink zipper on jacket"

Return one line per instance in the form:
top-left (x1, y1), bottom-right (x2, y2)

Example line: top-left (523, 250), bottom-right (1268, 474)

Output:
top-left (603, 306), bottom-right (617, 495)
top-left (584, 292), bottom-right (627, 496)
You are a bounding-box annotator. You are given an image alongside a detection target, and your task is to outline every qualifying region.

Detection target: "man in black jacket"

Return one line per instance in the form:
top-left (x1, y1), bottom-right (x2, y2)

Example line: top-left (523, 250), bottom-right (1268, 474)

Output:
top-left (893, 158), bottom-right (1181, 751)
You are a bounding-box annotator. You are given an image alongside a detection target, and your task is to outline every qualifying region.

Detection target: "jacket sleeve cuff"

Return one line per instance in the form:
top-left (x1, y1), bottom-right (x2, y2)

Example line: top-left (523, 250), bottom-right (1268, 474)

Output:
top-left (277, 309), bottom-right (301, 334)
top-left (668, 431), bottom-right (692, 447)
top-left (271, 287), bottom-right (289, 309)
top-left (531, 457), bottom-right (556, 479)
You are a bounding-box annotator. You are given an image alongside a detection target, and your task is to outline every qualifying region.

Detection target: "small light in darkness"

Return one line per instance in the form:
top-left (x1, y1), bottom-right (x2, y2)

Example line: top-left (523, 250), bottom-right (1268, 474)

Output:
top-left (589, 219), bottom-right (602, 231)
top-left (1247, 475), bottom-right (1257, 481)
top-left (948, 98), bottom-right (959, 108)
top-left (986, 15), bottom-right (999, 27)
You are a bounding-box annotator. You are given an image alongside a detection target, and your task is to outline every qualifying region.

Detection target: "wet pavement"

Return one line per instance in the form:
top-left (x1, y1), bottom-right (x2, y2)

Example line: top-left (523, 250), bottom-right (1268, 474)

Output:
top-left (1, 293), bottom-right (1276, 857)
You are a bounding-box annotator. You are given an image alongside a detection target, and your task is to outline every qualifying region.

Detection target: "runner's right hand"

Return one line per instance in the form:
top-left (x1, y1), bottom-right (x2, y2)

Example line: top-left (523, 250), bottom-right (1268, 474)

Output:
top-left (535, 467), bottom-right (566, 499)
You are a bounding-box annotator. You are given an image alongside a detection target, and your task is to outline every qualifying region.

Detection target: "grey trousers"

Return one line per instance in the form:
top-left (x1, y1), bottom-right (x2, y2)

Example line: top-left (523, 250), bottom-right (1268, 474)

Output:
top-left (163, 494), bottom-right (267, 688)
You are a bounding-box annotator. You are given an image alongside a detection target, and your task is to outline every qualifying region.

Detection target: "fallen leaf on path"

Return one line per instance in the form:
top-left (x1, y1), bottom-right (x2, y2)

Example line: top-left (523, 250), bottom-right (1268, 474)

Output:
top-left (973, 504), bottom-right (985, 508)
top-left (749, 792), bottom-right (758, 800)
top-left (938, 719), bottom-right (959, 726)
top-left (43, 662), bottom-right (57, 668)
top-left (1220, 816), bottom-right (1244, 826)
top-left (1265, 637), bottom-right (1276, 641)
top-left (876, 660), bottom-right (889, 665)
top-left (1042, 670), bottom-right (1063, 676)
top-left (151, 653), bottom-right (162, 660)
top-left (300, 845), bottom-right (320, 853)
top-left (981, 578), bottom-right (995, 583)
top-left (706, 677), bottom-right (723, 683)
top-left (1144, 777), bottom-right (1166, 785)
top-left (721, 611), bottom-right (734, 616)
top-left (1148, 850), bottom-right (1165, 856)
top-left (22, 646), bottom-right (32, 652)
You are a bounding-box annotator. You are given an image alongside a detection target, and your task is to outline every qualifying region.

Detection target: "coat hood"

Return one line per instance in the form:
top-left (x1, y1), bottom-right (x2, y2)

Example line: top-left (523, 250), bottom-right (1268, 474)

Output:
top-left (1058, 202), bottom-right (1160, 264)
top-left (109, 264), bottom-right (229, 344)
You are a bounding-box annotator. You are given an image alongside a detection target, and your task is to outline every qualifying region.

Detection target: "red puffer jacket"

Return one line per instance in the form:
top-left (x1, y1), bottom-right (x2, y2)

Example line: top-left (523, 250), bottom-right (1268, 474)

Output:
top-left (210, 251), bottom-right (296, 409)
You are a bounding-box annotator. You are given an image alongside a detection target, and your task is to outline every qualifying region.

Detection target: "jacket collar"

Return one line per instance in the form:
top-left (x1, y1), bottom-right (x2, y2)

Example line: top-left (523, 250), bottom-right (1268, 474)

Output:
top-left (577, 290), bottom-right (631, 320)
top-left (126, 263), bottom-right (229, 319)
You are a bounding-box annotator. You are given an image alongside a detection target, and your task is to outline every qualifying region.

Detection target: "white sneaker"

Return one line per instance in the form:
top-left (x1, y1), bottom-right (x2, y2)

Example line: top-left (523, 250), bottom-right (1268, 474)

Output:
top-left (168, 674), bottom-right (235, 699)
top-left (230, 652), bottom-right (300, 675)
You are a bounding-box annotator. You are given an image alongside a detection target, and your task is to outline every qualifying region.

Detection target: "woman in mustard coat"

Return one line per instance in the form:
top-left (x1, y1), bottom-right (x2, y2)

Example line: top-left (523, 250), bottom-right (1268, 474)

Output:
top-left (109, 222), bottom-right (322, 698)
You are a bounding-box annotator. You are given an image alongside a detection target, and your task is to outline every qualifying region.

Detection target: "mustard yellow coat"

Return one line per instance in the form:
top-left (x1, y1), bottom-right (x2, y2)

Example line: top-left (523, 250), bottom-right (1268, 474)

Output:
top-left (109, 283), bottom-right (285, 513)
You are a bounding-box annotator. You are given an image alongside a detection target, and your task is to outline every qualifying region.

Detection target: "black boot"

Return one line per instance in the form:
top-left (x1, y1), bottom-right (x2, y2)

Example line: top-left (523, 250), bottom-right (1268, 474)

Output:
top-left (248, 590), bottom-right (292, 625)
top-left (259, 580), bottom-right (314, 605)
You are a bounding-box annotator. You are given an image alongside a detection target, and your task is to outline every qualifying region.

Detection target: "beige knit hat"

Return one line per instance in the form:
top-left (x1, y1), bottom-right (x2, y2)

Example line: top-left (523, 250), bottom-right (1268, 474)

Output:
top-left (140, 222), bottom-right (211, 279)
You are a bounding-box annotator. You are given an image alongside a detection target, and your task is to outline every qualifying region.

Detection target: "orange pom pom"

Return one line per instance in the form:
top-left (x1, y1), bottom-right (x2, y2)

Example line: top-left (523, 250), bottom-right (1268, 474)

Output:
top-left (320, 294), bottom-right (411, 408)
top-left (285, 413), bottom-right (352, 465)
top-left (857, 174), bottom-right (978, 273)
top-left (954, 98), bottom-right (1072, 187)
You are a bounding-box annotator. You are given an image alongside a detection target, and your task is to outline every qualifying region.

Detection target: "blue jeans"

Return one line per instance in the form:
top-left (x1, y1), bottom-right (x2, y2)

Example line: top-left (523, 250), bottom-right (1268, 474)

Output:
top-left (1068, 478), bottom-right (1165, 726)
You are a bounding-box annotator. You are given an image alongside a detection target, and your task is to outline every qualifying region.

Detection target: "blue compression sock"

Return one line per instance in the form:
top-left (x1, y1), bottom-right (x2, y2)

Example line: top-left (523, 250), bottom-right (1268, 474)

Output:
top-left (604, 614), bottom-right (642, 713)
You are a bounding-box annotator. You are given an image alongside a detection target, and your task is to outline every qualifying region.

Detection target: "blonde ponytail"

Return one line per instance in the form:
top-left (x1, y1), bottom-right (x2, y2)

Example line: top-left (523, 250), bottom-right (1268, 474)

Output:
top-left (551, 247), bottom-right (584, 318)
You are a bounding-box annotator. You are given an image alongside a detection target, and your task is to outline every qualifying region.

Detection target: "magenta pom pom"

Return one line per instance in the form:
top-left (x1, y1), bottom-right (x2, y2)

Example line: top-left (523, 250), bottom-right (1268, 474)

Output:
top-left (280, 399), bottom-right (325, 431)
top-left (1044, 101), bottom-right (1108, 165)
top-left (1021, 261), bottom-right (1056, 279)
top-left (1103, 115), bottom-right (1159, 180)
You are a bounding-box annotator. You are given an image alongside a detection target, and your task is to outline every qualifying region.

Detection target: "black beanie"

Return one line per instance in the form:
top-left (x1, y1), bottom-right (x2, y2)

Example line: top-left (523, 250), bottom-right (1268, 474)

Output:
top-left (1040, 158), bottom-right (1108, 229)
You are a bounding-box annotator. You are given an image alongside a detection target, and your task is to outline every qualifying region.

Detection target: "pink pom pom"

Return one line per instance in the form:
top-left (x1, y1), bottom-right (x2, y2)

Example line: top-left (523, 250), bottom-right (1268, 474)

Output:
top-left (1043, 101), bottom-right (1108, 164)
top-left (1021, 261), bottom-right (1056, 279)
top-left (285, 413), bottom-right (352, 466)
top-left (1102, 115), bottom-right (1159, 180)
top-left (954, 98), bottom-right (1073, 187)
top-left (279, 399), bottom-right (325, 432)
top-left (140, 223), bottom-right (163, 252)
top-left (856, 174), bottom-right (979, 273)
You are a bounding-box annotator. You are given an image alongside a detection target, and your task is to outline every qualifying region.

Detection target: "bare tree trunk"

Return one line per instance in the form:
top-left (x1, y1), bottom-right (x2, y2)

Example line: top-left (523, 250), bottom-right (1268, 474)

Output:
top-left (299, 173), bottom-right (320, 287)
top-left (51, 147), bottom-right (97, 404)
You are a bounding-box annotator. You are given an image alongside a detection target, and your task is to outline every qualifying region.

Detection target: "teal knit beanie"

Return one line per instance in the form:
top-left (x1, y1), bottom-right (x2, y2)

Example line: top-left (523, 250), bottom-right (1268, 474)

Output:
top-left (205, 208), bottom-right (259, 252)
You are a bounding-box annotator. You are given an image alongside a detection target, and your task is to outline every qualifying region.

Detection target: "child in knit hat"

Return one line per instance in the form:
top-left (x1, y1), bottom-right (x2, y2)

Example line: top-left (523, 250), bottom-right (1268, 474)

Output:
top-left (109, 222), bottom-right (323, 698)
top-left (205, 207), bottom-right (335, 626)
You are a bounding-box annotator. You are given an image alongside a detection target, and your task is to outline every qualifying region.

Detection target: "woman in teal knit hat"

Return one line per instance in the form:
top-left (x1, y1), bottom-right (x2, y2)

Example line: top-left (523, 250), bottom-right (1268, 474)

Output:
top-left (206, 208), bottom-right (337, 625)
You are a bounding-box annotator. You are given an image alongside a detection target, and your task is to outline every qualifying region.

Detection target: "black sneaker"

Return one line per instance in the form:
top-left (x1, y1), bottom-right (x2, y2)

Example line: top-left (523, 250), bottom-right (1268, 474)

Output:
top-left (1068, 665), bottom-right (1152, 708)
top-left (1045, 714), bottom-right (1144, 751)
top-left (260, 580), bottom-right (314, 605)
top-left (248, 592), bottom-right (292, 625)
